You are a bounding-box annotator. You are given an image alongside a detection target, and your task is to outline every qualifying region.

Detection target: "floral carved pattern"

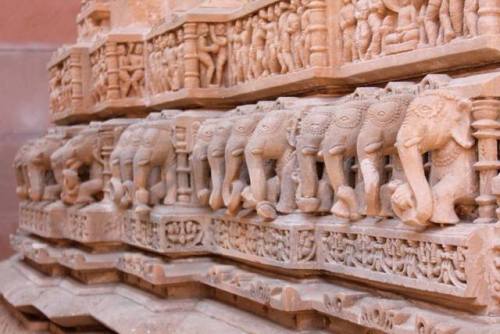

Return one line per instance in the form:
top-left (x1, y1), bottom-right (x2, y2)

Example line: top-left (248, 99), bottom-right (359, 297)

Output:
top-left (164, 220), bottom-right (203, 248)
top-left (321, 231), bottom-right (467, 288)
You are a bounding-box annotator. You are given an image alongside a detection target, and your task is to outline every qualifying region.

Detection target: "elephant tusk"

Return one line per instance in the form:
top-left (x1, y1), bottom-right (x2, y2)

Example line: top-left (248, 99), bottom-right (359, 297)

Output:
top-left (211, 150), bottom-right (225, 158)
top-left (137, 159), bottom-right (150, 166)
top-left (231, 148), bottom-right (244, 157)
top-left (301, 147), bottom-right (319, 156)
top-left (403, 136), bottom-right (423, 148)
top-left (328, 145), bottom-right (346, 156)
top-left (364, 141), bottom-right (383, 154)
top-left (250, 148), bottom-right (263, 155)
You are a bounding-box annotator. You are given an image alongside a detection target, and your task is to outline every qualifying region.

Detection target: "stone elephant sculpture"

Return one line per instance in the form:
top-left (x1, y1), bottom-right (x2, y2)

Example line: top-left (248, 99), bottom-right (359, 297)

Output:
top-left (14, 140), bottom-right (35, 200)
top-left (109, 122), bottom-right (144, 209)
top-left (391, 90), bottom-right (478, 229)
top-left (296, 108), bottom-right (334, 213)
top-left (192, 119), bottom-right (218, 206)
top-left (356, 85), bottom-right (416, 218)
top-left (207, 118), bottom-right (235, 210)
top-left (24, 133), bottom-right (67, 202)
top-left (133, 113), bottom-right (178, 214)
top-left (244, 109), bottom-right (299, 220)
top-left (221, 113), bottom-right (265, 215)
top-left (319, 99), bottom-right (374, 220)
top-left (54, 127), bottom-right (105, 206)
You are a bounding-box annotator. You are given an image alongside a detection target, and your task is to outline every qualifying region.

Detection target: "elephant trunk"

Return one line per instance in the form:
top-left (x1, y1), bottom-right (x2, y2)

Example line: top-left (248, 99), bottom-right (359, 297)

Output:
top-left (324, 149), bottom-right (347, 194)
top-left (296, 136), bottom-right (321, 212)
top-left (359, 154), bottom-right (381, 216)
top-left (208, 149), bottom-right (225, 210)
top-left (27, 164), bottom-right (44, 201)
top-left (222, 140), bottom-right (244, 207)
top-left (191, 144), bottom-right (210, 205)
top-left (396, 142), bottom-right (433, 226)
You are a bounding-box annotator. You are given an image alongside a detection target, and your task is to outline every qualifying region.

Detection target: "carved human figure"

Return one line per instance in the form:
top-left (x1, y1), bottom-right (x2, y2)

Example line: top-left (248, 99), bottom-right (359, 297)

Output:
top-left (250, 14), bottom-right (267, 78)
top-left (49, 67), bottom-right (62, 112)
top-left (280, 12), bottom-right (301, 73)
top-left (391, 90), bottom-right (478, 228)
top-left (210, 23), bottom-right (228, 87)
top-left (197, 23), bottom-right (218, 88)
top-left (263, 7), bottom-right (281, 75)
top-left (355, 0), bottom-right (372, 61)
top-left (464, 0), bottom-right (478, 37)
top-left (133, 113), bottom-right (178, 214)
top-left (299, 0), bottom-right (313, 67)
top-left (366, 0), bottom-right (386, 58)
top-left (163, 33), bottom-right (179, 91)
top-left (383, 0), bottom-right (419, 50)
top-left (129, 43), bottom-right (145, 97)
top-left (356, 86), bottom-right (416, 217)
top-left (340, 0), bottom-right (357, 62)
top-left (244, 110), bottom-right (299, 220)
top-left (118, 44), bottom-right (132, 97)
top-left (230, 20), bottom-right (245, 84)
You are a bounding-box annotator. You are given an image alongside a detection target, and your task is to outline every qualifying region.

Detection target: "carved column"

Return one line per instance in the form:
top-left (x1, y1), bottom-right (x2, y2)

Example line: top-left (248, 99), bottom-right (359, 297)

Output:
top-left (307, 0), bottom-right (328, 67)
top-left (98, 126), bottom-right (116, 201)
top-left (105, 41), bottom-right (120, 100)
top-left (183, 23), bottom-right (200, 88)
top-left (478, 0), bottom-right (500, 35)
top-left (69, 52), bottom-right (83, 111)
top-left (175, 125), bottom-right (192, 203)
top-left (472, 97), bottom-right (500, 223)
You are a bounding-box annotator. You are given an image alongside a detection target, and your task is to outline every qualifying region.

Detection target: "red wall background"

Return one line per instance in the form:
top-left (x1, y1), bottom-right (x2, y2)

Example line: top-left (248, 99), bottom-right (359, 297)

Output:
top-left (0, 0), bottom-right (80, 259)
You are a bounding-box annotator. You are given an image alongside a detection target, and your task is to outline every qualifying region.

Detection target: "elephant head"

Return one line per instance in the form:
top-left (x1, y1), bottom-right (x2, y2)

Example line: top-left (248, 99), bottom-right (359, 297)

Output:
top-left (244, 109), bottom-right (299, 220)
top-left (296, 108), bottom-right (333, 212)
top-left (133, 116), bottom-right (177, 214)
top-left (222, 113), bottom-right (264, 215)
top-left (109, 122), bottom-right (144, 209)
top-left (391, 90), bottom-right (475, 228)
top-left (207, 118), bottom-right (234, 210)
top-left (320, 99), bottom-right (373, 220)
top-left (55, 127), bottom-right (104, 206)
top-left (25, 134), bottom-right (66, 201)
top-left (356, 87), bottom-right (416, 217)
top-left (192, 119), bottom-right (218, 206)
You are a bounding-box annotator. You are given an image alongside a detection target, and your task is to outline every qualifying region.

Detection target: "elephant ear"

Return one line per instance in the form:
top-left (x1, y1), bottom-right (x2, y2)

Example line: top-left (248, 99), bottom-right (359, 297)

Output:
top-left (451, 99), bottom-right (475, 149)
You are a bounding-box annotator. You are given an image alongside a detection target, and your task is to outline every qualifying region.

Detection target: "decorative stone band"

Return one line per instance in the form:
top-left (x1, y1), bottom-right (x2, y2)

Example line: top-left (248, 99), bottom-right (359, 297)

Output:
top-left (7, 234), bottom-right (500, 332)
top-left (48, 0), bottom-right (500, 124)
top-left (17, 202), bottom-right (500, 312)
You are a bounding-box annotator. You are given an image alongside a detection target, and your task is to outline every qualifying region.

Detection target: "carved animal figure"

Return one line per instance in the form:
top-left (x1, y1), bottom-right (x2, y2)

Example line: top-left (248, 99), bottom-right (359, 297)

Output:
top-left (55, 127), bottom-right (105, 206)
top-left (244, 110), bottom-right (299, 220)
top-left (133, 112), bottom-right (178, 214)
top-left (391, 90), bottom-right (478, 228)
top-left (192, 119), bottom-right (218, 206)
top-left (356, 84), bottom-right (416, 217)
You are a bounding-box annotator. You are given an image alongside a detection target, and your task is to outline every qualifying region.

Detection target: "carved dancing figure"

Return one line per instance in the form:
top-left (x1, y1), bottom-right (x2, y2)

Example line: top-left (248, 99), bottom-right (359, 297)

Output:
top-left (355, 0), bottom-right (371, 61)
top-left (250, 14), bottom-right (267, 78)
top-left (340, 0), bottom-right (357, 62)
top-left (210, 23), bottom-right (228, 87)
top-left (197, 23), bottom-right (218, 87)
top-left (129, 43), bottom-right (145, 97)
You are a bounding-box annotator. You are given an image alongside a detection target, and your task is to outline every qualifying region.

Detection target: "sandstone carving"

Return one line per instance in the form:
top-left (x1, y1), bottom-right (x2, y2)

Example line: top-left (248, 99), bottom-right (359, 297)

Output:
top-left (5, 0), bottom-right (500, 332)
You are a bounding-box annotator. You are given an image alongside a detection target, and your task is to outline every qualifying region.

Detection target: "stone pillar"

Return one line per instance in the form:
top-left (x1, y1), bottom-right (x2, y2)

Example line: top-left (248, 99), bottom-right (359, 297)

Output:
top-left (174, 125), bottom-right (191, 203)
top-left (105, 41), bottom-right (121, 100)
top-left (183, 23), bottom-right (200, 88)
top-left (478, 0), bottom-right (500, 35)
top-left (307, 0), bottom-right (328, 67)
top-left (69, 52), bottom-right (83, 111)
top-left (472, 97), bottom-right (500, 223)
top-left (98, 126), bottom-right (116, 201)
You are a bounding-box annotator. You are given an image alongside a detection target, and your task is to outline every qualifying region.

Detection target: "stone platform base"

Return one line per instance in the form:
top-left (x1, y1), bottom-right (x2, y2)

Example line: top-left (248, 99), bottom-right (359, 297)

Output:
top-left (3, 233), bottom-right (500, 334)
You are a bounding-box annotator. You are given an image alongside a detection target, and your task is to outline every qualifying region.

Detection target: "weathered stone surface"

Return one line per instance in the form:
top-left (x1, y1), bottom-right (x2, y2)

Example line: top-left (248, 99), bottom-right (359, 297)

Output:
top-left (3, 0), bottom-right (500, 332)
